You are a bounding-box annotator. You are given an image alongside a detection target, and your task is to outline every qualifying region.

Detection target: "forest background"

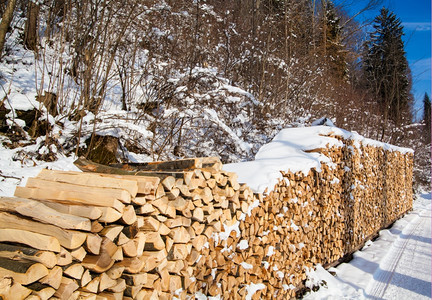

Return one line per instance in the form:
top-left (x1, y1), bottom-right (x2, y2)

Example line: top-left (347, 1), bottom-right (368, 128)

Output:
top-left (0, 0), bottom-right (430, 191)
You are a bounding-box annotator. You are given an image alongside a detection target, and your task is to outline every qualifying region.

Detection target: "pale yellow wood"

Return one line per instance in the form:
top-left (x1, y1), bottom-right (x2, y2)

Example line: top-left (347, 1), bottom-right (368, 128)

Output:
top-left (37, 199), bottom-right (102, 221)
top-left (96, 291), bottom-right (123, 300)
top-left (161, 176), bottom-right (176, 191)
top-left (158, 223), bottom-right (171, 236)
top-left (170, 244), bottom-right (191, 260)
top-left (15, 179), bottom-right (127, 211)
top-left (149, 197), bottom-right (176, 218)
top-left (170, 196), bottom-right (188, 210)
top-left (135, 203), bottom-right (156, 215)
top-left (165, 260), bottom-right (185, 275)
top-left (192, 207), bottom-right (204, 222)
top-left (106, 265), bottom-right (125, 280)
top-left (192, 235), bottom-right (208, 251)
top-left (0, 247), bottom-right (57, 269)
top-left (81, 276), bottom-right (100, 294)
top-left (54, 277), bottom-right (79, 300)
top-left (36, 169), bottom-right (139, 197)
top-left (113, 257), bottom-right (144, 274)
top-left (85, 234), bottom-right (103, 255)
top-left (0, 228), bottom-right (60, 252)
top-left (164, 216), bottom-right (191, 228)
top-left (98, 207), bottom-right (123, 223)
top-left (99, 273), bottom-right (117, 292)
top-left (0, 197), bottom-right (91, 231)
top-left (140, 216), bottom-right (160, 231)
top-left (168, 227), bottom-right (191, 244)
top-left (64, 263), bottom-right (85, 280)
top-left (119, 205), bottom-right (137, 225)
top-left (98, 174), bottom-right (160, 195)
top-left (107, 278), bottom-right (126, 293)
top-left (33, 286), bottom-right (56, 300)
top-left (134, 232), bottom-right (146, 257)
top-left (0, 212), bottom-right (87, 250)
top-left (56, 247), bottom-right (73, 266)
top-left (0, 277), bottom-right (32, 300)
top-left (111, 247), bottom-right (123, 261)
top-left (135, 289), bottom-right (158, 299)
top-left (0, 262), bottom-right (48, 285)
top-left (143, 232), bottom-right (165, 251)
top-left (122, 240), bottom-right (137, 257)
top-left (100, 225), bottom-right (124, 242)
top-left (81, 269), bottom-right (92, 287)
top-left (40, 266), bottom-right (63, 289)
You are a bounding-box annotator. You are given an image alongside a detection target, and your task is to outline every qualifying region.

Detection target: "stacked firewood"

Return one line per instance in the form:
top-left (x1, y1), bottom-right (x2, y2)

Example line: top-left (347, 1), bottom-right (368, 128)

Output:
top-left (0, 157), bottom-right (262, 299)
top-left (0, 135), bottom-right (414, 299)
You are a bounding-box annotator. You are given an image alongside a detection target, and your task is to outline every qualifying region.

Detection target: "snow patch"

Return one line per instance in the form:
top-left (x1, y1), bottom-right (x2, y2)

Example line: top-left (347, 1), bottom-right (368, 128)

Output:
top-left (244, 283), bottom-right (266, 300)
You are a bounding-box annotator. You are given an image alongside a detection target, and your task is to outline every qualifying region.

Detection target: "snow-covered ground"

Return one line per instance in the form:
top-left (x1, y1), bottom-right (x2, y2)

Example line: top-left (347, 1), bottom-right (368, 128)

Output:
top-left (304, 191), bottom-right (431, 299)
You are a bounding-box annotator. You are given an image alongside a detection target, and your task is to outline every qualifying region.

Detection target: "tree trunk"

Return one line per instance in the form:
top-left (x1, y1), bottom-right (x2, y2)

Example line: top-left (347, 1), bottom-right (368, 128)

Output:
top-left (24, 1), bottom-right (39, 52)
top-left (0, 0), bottom-right (16, 56)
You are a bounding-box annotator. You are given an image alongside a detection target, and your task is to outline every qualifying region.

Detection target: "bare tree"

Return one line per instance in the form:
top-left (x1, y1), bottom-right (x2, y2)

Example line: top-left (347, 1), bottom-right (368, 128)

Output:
top-left (0, 0), bottom-right (16, 56)
top-left (24, 1), bottom-right (39, 52)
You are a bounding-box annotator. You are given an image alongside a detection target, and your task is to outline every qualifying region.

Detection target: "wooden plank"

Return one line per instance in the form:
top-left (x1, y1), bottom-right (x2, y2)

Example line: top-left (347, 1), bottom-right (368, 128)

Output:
top-left (110, 157), bottom-right (222, 172)
top-left (37, 200), bottom-right (102, 221)
top-left (0, 212), bottom-right (87, 250)
top-left (36, 169), bottom-right (139, 197)
top-left (24, 177), bottom-right (130, 206)
top-left (0, 228), bottom-right (60, 252)
top-left (14, 185), bottom-right (125, 213)
top-left (0, 197), bottom-right (91, 231)
top-left (97, 174), bottom-right (160, 195)
top-left (74, 157), bottom-right (191, 179)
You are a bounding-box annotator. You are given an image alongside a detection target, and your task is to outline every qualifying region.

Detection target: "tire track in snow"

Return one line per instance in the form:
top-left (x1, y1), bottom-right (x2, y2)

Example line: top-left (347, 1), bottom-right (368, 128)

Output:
top-left (365, 212), bottom-right (426, 299)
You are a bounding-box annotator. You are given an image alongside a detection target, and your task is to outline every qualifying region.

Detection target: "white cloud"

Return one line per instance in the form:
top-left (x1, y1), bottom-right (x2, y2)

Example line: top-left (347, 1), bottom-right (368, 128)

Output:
top-left (403, 22), bottom-right (431, 32)
top-left (409, 57), bottom-right (431, 81)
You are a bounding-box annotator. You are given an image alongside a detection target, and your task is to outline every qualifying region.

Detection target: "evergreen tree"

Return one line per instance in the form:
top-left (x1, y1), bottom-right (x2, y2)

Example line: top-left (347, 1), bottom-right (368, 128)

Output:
top-left (363, 8), bottom-right (412, 126)
top-left (321, 0), bottom-right (347, 79)
top-left (423, 92), bottom-right (431, 144)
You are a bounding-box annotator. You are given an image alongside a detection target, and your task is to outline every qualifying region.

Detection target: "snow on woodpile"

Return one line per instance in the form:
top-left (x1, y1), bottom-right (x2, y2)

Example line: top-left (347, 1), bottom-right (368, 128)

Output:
top-left (224, 125), bottom-right (413, 194)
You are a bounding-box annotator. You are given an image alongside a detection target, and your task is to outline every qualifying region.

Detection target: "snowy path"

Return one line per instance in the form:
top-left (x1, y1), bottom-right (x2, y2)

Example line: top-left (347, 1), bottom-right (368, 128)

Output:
top-left (365, 200), bottom-right (431, 299)
top-left (305, 192), bottom-right (431, 299)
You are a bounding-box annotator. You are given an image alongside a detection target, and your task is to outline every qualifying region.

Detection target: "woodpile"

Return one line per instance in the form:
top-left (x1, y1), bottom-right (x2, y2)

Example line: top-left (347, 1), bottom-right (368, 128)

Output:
top-left (0, 135), bottom-right (413, 299)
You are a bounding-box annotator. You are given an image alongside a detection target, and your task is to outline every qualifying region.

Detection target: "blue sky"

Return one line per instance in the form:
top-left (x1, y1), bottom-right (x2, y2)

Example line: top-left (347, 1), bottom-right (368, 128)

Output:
top-left (389, 0), bottom-right (431, 120)
top-left (339, 0), bottom-right (431, 121)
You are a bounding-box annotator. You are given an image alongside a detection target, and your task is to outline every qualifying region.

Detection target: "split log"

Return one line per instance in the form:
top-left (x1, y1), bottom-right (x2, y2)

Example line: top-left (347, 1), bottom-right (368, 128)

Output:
top-left (82, 238), bottom-right (117, 273)
top-left (53, 276), bottom-right (79, 300)
top-left (37, 200), bottom-right (102, 221)
top-left (0, 228), bottom-right (61, 252)
top-left (40, 266), bottom-right (63, 289)
top-left (0, 197), bottom-right (91, 231)
top-left (36, 169), bottom-right (139, 197)
top-left (0, 212), bottom-right (87, 250)
top-left (0, 243), bottom-right (57, 269)
top-left (63, 263), bottom-right (85, 280)
top-left (0, 277), bottom-right (32, 300)
top-left (15, 179), bottom-right (127, 211)
top-left (0, 258), bottom-right (49, 285)
top-left (26, 283), bottom-right (56, 300)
